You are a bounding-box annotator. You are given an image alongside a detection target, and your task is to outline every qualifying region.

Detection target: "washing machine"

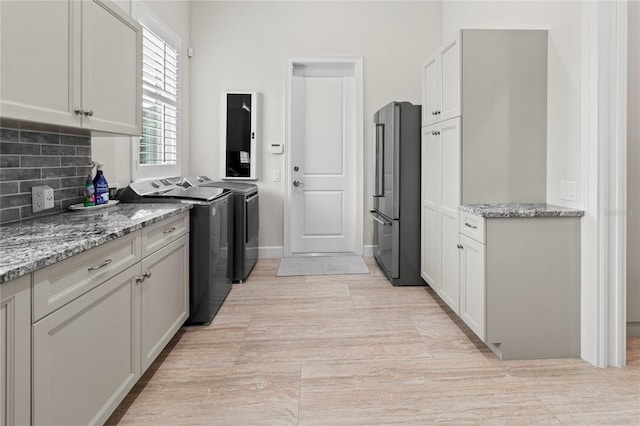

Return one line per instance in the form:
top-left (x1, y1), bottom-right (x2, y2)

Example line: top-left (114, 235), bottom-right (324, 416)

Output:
top-left (116, 178), bottom-right (232, 324)
top-left (182, 176), bottom-right (258, 282)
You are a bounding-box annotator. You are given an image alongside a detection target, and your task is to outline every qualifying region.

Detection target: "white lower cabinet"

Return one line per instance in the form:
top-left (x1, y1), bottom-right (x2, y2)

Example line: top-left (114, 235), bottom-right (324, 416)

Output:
top-left (140, 235), bottom-right (189, 372)
top-left (32, 266), bottom-right (140, 426)
top-left (459, 234), bottom-right (486, 341)
top-left (421, 118), bottom-right (461, 314)
top-left (0, 275), bottom-right (31, 426)
top-left (457, 211), bottom-right (581, 360)
top-left (29, 212), bottom-right (189, 425)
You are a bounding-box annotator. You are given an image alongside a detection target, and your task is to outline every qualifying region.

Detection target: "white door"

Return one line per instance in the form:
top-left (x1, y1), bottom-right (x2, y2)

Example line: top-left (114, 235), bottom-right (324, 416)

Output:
top-left (421, 125), bottom-right (440, 288)
top-left (438, 117), bottom-right (461, 314)
top-left (460, 234), bottom-right (486, 341)
top-left (286, 58), bottom-right (362, 255)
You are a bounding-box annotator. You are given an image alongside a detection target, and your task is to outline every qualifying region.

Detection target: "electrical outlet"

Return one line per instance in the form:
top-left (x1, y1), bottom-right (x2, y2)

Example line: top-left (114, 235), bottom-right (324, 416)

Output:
top-left (43, 186), bottom-right (54, 209)
top-left (32, 185), bottom-right (55, 213)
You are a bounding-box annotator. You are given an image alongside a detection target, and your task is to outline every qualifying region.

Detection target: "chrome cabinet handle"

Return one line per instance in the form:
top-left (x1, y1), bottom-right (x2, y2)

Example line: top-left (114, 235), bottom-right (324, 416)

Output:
top-left (88, 258), bottom-right (112, 271)
top-left (84, 109), bottom-right (94, 117)
top-left (163, 227), bottom-right (176, 234)
top-left (137, 271), bottom-right (152, 283)
top-left (431, 131), bottom-right (440, 136)
top-left (74, 108), bottom-right (83, 115)
top-left (465, 222), bottom-right (478, 229)
top-left (293, 180), bottom-right (303, 187)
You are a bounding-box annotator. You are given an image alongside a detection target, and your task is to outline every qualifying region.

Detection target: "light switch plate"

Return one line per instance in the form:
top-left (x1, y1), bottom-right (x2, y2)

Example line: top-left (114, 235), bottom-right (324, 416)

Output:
top-left (560, 180), bottom-right (577, 201)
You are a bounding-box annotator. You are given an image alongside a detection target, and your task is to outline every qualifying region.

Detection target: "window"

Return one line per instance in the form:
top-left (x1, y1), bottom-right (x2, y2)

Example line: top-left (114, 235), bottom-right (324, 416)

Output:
top-left (132, 3), bottom-right (180, 180)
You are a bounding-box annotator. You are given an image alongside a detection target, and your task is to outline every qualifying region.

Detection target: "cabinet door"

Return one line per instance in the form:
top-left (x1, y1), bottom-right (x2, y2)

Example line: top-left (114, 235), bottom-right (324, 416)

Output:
top-left (438, 35), bottom-right (461, 122)
top-left (81, 0), bottom-right (142, 135)
top-left (421, 55), bottom-right (440, 127)
top-left (421, 125), bottom-right (440, 288)
top-left (0, 275), bottom-right (30, 426)
top-left (140, 234), bottom-right (189, 372)
top-left (32, 266), bottom-right (140, 426)
top-left (460, 234), bottom-right (486, 341)
top-left (0, 0), bottom-right (81, 127)
top-left (438, 118), bottom-right (461, 314)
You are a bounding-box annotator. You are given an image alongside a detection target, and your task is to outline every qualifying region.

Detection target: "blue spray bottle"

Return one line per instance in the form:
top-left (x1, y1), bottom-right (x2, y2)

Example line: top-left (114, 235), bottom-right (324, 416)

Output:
top-left (92, 161), bottom-right (109, 205)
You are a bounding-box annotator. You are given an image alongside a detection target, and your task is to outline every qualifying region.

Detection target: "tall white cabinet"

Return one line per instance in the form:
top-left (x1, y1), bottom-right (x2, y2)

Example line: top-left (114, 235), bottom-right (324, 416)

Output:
top-left (420, 30), bottom-right (549, 314)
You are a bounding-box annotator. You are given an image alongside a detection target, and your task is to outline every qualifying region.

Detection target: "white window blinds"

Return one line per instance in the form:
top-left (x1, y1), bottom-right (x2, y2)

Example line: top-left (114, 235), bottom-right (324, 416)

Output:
top-left (140, 24), bottom-right (178, 166)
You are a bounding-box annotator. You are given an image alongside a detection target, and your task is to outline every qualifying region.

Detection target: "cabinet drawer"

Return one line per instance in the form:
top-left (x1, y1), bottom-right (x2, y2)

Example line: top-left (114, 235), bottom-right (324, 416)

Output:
top-left (141, 212), bottom-right (189, 257)
top-left (32, 232), bottom-right (141, 322)
top-left (459, 211), bottom-right (486, 244)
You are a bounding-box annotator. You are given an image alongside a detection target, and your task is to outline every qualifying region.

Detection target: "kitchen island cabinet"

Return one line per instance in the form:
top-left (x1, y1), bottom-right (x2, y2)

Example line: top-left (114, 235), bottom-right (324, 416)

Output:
top-left (0, 0), bottom-right (142, 136)
top-left (0, 275), bottom-right (30, 426)
top-left (458, 204), bottom-right (583, 360)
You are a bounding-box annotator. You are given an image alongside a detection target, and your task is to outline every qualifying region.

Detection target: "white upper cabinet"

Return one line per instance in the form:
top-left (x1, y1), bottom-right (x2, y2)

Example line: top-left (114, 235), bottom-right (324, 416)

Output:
top-left (81, 0), bottom-right (142, 135)
top-left (421, 34), bottom-right (460, 127)
top-left (0, 1), bottom-right (77, 127)
top-left (0, 0), bottom-right (142, 136)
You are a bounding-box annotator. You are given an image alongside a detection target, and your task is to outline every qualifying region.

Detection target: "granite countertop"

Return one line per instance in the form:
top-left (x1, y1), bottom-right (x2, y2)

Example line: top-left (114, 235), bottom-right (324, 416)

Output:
top-left (0, 203), bottom-right (192, 284)
top-left (459, 203), bottom-right (585, 218)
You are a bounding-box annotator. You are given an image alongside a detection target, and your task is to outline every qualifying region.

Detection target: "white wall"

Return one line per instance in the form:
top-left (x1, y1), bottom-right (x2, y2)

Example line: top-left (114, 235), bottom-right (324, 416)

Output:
top-left (91, 0), bottom-right (191, 189)
top-left (442, 1), bottom-right (582, 209)
top-left (189, 1), bottom-right (441, 253)
top-left (628, 0), bottom-right (640, 335)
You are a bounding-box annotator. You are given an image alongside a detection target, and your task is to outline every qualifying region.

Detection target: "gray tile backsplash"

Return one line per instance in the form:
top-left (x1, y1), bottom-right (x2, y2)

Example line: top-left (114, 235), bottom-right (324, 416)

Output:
top-left (0, 127), bottom-right (92, 224)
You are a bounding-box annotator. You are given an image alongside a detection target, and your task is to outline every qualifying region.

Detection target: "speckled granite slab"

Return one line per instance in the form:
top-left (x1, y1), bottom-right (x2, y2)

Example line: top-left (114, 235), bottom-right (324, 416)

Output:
top-left (459, 203), bottom-right (585, 218)
top-left (0, 203), bottom-right (191, 284)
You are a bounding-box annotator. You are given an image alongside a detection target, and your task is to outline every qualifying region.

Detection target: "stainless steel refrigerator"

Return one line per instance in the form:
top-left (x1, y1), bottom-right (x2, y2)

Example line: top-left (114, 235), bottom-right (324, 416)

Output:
top-left (370, 101), bottom-right (423, 286)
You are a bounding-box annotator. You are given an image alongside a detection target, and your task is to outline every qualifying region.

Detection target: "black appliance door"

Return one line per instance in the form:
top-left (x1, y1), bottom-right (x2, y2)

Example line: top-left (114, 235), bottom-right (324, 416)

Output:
top-left (370, 210), bottom-right (399, 279)
top-left (209, 196), bottom-right (231, 318)
top-left (373, 103), bottom-right (400, 219)
top-left (244, 191), bottom-right (259, 279)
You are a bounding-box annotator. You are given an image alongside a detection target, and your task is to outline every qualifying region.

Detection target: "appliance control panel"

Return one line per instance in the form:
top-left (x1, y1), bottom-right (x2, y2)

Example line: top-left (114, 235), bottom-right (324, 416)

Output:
top-left (129, 178), bottom-right (179, 196)
top-left (181, 175), bottom-right (213, 187)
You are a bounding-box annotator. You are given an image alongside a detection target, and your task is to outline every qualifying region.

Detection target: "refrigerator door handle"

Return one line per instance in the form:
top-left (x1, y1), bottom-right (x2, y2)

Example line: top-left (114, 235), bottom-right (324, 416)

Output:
top-left (373, 123), bottom-right (385, 198)
top-left (370, 210), bottom-right (392, 226)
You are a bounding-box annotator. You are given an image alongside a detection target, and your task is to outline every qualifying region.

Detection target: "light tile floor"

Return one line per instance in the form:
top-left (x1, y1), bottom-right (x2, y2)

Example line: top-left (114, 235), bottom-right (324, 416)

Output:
top-left (108, 257), bottom-right (640, 425)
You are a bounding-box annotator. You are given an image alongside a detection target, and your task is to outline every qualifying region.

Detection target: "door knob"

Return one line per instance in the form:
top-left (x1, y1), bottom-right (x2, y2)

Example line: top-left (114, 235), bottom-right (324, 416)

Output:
top-left (293, 180), bottom-right (303, 187)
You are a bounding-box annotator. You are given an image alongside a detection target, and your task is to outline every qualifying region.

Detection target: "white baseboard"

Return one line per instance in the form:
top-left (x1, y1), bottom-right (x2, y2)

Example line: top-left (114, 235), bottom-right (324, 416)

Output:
top-left (627, 322), bottom-right (640, 337)
top-left (259, 246), bottom-right (284, 258)
top-left (260, 245), bottom-right (373, 258)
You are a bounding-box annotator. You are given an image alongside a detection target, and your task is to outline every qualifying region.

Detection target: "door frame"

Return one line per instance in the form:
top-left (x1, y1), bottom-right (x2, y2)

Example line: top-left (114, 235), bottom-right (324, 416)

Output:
top-left (283, 55), bottom-right (364, 257)
top-left (581, 0), bottom-right (627, 367)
